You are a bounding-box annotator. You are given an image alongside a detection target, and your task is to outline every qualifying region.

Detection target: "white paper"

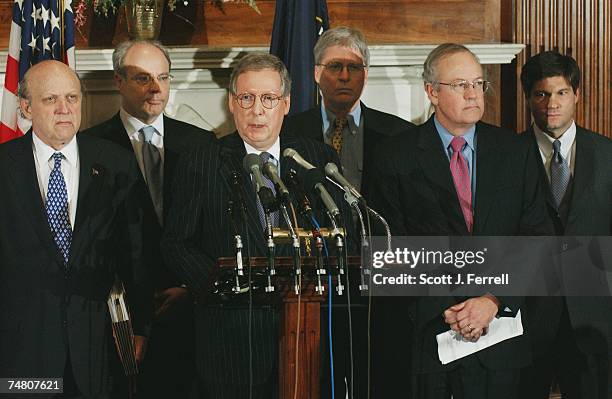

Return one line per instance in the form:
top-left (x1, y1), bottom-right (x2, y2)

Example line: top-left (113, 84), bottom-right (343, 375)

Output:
top-left (436, 310), bottom-right (523, 365)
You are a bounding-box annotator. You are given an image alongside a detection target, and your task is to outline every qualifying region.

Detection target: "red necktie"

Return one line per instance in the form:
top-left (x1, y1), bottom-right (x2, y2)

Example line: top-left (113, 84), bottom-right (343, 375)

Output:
top-left (449, 136), bottom-right (473, 233)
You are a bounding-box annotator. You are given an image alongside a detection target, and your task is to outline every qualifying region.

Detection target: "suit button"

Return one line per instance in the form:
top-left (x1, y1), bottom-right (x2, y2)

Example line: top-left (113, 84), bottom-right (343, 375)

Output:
top-left (562, 243), bottom-right (568, 251)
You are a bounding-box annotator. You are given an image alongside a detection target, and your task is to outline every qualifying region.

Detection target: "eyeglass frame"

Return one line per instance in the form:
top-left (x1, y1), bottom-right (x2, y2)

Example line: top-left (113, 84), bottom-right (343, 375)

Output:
top-left (315, 61), bottom-right (368, 75)
top-left (435, 79), bottom-right (491, 93)
top-left (124, 72), bottom-right (174, 86)
top-left (233, 92), bottom-right (286, 110)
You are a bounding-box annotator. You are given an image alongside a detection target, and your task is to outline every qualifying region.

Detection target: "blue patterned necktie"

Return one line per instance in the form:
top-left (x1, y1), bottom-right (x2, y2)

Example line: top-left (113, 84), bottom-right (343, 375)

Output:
top-left (46, 152), bottom-right (72, 266)
top-left (258, 152), bottom-right (279, 229)
top-left (550, 139), bottom-right (570, 208)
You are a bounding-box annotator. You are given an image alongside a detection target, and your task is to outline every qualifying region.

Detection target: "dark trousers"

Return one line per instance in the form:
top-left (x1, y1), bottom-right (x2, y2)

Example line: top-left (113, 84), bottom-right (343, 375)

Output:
top-left (137, 302), bottom-right (196, 399)
top-left (519, 306), bottom-right (610, 399)
top-left (415, 356), bottom-right (520, 399)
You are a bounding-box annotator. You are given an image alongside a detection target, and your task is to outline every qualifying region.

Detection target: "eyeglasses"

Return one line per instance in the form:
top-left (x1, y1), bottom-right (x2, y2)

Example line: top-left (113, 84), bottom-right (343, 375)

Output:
top-left (234, 93), bottom-right (284, 109)
top-left (316, 62), bottom-right (367, 75)
top-left (130, 73), bottom-right (174, 86)
top-left (436, 79), bottom-right (491, 94)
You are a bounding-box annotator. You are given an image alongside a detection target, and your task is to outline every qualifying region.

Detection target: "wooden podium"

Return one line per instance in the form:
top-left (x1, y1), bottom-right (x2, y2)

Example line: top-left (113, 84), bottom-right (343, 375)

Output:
top-left (218, 256), bottom-right (363, 399)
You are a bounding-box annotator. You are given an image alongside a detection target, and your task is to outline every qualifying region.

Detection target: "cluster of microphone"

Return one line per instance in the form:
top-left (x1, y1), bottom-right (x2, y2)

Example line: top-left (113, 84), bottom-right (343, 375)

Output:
top-left (242, 147), bottom-right (364, 225)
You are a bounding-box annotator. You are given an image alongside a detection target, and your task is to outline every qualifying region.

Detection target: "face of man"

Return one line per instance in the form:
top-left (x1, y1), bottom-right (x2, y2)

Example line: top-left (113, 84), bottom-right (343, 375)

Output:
top-left (314, 45), bottom-right (368, 116)
top-left (425, 51), bottom-right (485, 136)
top-left (115, 43), bottom-right (170, 124)
top-left (527, 76), bottom-right (579, 139)
top-left (228, 69), bottom-right (290, 151)
top-left (20, 61), bottom-right (82, 150)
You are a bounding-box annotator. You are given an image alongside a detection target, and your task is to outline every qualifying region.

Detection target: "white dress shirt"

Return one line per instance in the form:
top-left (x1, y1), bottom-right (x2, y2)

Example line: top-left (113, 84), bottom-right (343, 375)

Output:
top-left (119, 108), bottom-right (165, 181)
top-left (533, 121), bottom-right (576, 182)
top-left (32, 132), bottom-right (80, 229)
top-left (244, 136), bottom-right (281, 166)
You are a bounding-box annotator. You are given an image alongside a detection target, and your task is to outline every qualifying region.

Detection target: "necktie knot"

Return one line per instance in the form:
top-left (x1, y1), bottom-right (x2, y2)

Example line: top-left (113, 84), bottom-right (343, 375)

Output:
top-left (450, 136), bottom-right (467, 153)
top-left (261, 151), bottom-right (275, 165)
top-left (52, 152), bottom-right (63, 167)
top-left (140, 126), bottom-right (156, 143)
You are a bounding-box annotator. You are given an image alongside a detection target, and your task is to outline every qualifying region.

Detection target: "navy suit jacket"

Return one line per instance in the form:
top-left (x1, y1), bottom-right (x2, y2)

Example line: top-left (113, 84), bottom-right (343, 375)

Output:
top-left (282, 102), bottom-right (415, 200)
top-left (162, 132), bottom-right (352, 384)
top-left (367, 115), bottom-right (551, 373)
top-left (0, 132), bottom-right (154, 396)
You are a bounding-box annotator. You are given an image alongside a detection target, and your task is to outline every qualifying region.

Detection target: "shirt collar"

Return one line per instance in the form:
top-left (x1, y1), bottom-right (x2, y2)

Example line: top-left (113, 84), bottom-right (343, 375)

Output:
top-left (32, 130), bottom-right (79, 167)
top-left (532, 120), bottom-right (576, 160)
top-left (434, 115), bottom-right (476, 152)
top-left (243, 135), bottom-right (281, 162)
top-left (321, 101), bottom-right (362, 138)
top-left (120, 108), bottom-right (165, 139)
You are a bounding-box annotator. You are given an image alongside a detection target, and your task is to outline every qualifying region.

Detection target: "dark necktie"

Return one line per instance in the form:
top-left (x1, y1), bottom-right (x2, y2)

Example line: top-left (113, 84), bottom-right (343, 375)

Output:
top-left (46, 152), bottom-right (72, 266)
top-left (140, 126), bottom-right (164, 224)
top-left (331, 117), bottom-right (347, 155)
top-left (449, 136), bottom-right (473, 233)
top-left (258, 152), bottom-right (279, 229)
top-left (550, 139), bottom-right (570, 208)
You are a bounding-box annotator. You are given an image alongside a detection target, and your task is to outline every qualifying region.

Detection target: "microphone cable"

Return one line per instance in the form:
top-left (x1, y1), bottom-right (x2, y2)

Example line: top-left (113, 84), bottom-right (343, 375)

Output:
top-left (311, 216), bottom-right (335, 399)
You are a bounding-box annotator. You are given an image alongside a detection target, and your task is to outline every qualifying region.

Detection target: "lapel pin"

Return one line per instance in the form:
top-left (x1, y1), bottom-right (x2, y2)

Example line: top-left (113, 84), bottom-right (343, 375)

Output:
top-left (92, 167), bottom-right (99, 176)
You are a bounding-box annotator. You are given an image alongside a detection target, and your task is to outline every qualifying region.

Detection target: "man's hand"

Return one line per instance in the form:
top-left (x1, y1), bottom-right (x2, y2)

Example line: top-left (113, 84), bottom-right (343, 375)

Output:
top-left (134, 335), bottom-right (148, 363)
top-left (443, 295), bottom-right (499, 341)
top-left (154, 287), bottom-right (189, 321)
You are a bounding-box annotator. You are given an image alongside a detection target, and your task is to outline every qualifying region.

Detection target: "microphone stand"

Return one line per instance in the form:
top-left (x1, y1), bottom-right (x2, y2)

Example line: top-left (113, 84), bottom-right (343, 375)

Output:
top-left (264, 213), bottom-right (276, 293)
top-left (279, 203), bottom-right (302, 294)
top-left (229, 172), bottom-right (246, 293)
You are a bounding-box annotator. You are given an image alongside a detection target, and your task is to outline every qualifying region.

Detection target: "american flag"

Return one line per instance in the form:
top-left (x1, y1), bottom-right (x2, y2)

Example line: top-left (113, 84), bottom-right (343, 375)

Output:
top-left (0, 0), bottom-right (76, 144)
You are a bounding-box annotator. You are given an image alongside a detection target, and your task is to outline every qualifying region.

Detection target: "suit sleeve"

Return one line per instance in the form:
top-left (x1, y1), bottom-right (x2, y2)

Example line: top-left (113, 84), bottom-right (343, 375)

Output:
top-left (161, 144), bottom-right (218, 298)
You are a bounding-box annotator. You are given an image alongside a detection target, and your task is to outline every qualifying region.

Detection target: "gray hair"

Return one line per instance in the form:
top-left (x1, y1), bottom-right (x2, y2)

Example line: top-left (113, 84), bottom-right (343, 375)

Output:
top-left (314, 26), bottom-right (370, 66)
top-left (422, 43), bottom-right (481, 84)
top-left (18, 60), bottom-right (82, 101)
top-left (229, 53), bottom-right (291, 97)
top-left (112, 40), bottom-right (171, 75)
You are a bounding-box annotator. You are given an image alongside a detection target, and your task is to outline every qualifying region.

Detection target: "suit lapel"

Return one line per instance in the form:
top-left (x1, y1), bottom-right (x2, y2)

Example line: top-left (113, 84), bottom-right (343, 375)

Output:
top-left (162, 117), bottom-right (180, 218)
top-left (70, 134), bottom-right (105, 268)
top-left (7, 133), bottom-right (62, 264)
top-left (566, 128), bottom-right (594, 227)
top-left (219, 133), bottom-right (266, 254)
top-left (472, 123), bottom-right (501, 233)
top-left (416, 117), bottom-right (469, 234)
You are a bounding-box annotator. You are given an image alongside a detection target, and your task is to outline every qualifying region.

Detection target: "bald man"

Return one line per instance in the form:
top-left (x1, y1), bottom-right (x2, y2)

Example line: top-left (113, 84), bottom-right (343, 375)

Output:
top-left (0, 60), bottom-right (155, 398)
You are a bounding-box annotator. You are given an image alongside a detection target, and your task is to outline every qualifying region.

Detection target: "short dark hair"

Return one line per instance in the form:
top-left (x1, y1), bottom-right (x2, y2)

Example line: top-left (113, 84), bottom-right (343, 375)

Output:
top-left (520, 51), bottom-right (580, 97)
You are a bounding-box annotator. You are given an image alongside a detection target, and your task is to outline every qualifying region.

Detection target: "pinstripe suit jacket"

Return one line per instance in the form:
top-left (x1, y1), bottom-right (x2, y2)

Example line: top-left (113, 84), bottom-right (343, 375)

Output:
top-left (162, 131), bottom-right (351, 384)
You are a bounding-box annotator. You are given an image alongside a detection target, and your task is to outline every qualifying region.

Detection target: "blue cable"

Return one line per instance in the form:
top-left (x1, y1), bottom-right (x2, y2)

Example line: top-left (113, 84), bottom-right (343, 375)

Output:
top-left (311, 216), bottom-right (334, 399)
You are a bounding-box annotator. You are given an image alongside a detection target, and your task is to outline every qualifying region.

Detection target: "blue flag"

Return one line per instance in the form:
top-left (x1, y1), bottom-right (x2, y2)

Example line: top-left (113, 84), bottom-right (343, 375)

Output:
top-left (270, 0), bottom-right (329, 115)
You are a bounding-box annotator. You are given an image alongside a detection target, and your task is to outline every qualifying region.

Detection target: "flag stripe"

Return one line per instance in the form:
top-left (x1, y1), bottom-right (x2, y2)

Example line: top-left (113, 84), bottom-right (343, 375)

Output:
top-left (1, 0), bottom-right (75, 144)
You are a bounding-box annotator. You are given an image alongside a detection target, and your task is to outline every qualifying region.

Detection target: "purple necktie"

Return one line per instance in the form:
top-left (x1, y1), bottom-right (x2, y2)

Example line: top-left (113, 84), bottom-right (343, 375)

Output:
top-left (449, 136), bottom-right (473, 233)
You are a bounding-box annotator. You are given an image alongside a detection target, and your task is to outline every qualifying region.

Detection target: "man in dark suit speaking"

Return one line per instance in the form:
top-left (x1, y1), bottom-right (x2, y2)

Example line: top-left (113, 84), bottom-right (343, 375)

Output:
top-left (84, 39), bottom-right (214, 399)
top-left (367, 43), bottom-right (550, 399)
top-left (162, 53), bottom-right (349, 398)
top-left (518, 50), bottom-right (612, 399)
top-left (0, 60), bottom-right (153, 397)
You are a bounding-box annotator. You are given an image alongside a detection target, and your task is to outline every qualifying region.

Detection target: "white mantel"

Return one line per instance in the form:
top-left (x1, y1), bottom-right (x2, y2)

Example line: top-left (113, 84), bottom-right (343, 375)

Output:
top-left (0, 44), bottom-right (524, 134)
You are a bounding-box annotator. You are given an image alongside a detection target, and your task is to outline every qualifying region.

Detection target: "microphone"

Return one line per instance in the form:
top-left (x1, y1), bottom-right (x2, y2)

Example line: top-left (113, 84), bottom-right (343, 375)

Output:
top-left (283, 148), bottom-right (340, 219)
top-left (283, 147), bottom-right (316, 170)
top-left (324, 162), bottom-right (364, 202)
top-left (303, 168), bottom-right (340, 218)
top-left (242, 153), bottom-right (276, 212)
top-left (262, 159), bottom-right (291, 204)
top-left (285, 169), bottom-right (313, 217)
